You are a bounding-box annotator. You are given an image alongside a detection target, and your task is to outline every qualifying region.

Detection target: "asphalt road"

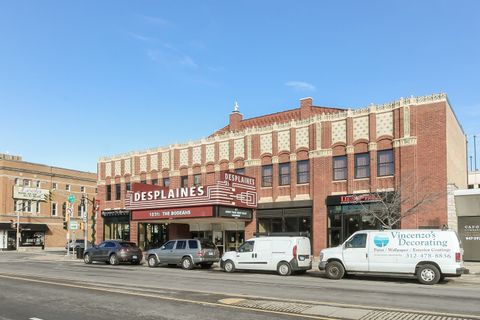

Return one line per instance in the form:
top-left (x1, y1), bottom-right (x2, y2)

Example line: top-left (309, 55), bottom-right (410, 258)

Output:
top-left (1, 252), bottom-right (480, 319)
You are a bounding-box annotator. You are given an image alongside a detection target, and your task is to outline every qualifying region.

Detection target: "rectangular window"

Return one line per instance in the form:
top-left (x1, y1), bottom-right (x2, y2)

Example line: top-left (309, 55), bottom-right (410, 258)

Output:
top-left (115, 184), bottom-right (121, 200)
top-left (181, 176), bottom-right (188, 187)
top-left (51, 203), bottom-right (57, 216)
top-left (52, 182), bottom-right (58, 190)
top-left (66, 184), bottom-right (71, 191)
top-left (35, 180), bottom-right (41, 188)
top-left (106, 185), bottom-right (112, 201)
top-left (163, 178), bottom-right (170, 187)
top-left (279, 162), bottom-right (291, 186)
top-left (126, 183), bottom-right (131, 192)
top-left (77, 204), bottom-right (82, 217)
top-left (151, 179), bottom-right (158, 185)
top-left (297, 160), bottom-right (309, 184)
top-left (193, 174), bottom-right (201, 186)
top-left (333, 156), bottom-right (348, 181)
top-left (140, 180), bottom-right (146, 184)
top-left (354, 153), bottom-right (370, 179)
top-left (235, 168), bottom-right (245, 175)
top-left (80, 186), bottom-right (85, 193)
top-left (35, 201), bottom-right (40, 214)
top-left (262, 165), bottom-right (273, 187)
top-left (378, 149), bottom-right (394, 176)
top-left (23, 179), bottom-right (31, 187)
top-left (25, 200), bottom-right (32, 213)
top-left (15, 178), bottom-right (21, 186)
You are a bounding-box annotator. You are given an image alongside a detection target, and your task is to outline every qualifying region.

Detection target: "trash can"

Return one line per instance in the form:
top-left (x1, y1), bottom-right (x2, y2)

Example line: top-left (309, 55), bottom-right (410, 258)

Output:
top-left (76, 247), bottom-right (84, 259)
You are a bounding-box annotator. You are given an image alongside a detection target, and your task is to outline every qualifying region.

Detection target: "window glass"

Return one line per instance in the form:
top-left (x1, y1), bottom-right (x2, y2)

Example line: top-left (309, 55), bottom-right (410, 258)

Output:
top-left (193, 174), bottom-right (201, 186)
top-left (99, 242), bottom-right (108, 248)
top-left (181, 176), bottom-right (188, 187)
top-left (235, 168), bottom-right (245, 175)
top-left (151, 179), bottom-right (158, 185)
top-left (238, 240), bottom-right (254, 253)
top-left (176, 240), bottom-right (187, 249)
top-left (115, 184), bottom-right (121, 200)
top-left (355, 153), bottom-right (370, 179)
top-left (279, 162), bottom-right (290, 186)
top-left (106, 242), bottom-right (116, 248)
top-left (188, 240), bottom-right (198, 249)
top-left (163, 178), bottom-right (170, 187)
top-left (80, 186), bottom-right (85, 193)
top-left (346, 233), bottom-right (367, 248)
top-left (52, 182), bottom-right (58, 190)
top-left (120, 242), bottom-right (137, 248)
top-left (297, 160), bottom-right (309, 184)
top-left (378, 149), bottom-right (394, 176)
top-left (106, 185), bottom-right (112, 201)
top-left (65, 184), bottom-right (70, 191)
top-left (51, 203), bottom-right (57, 216)
top-left (333, 156), bottom-right (347, 180)
top-left (163, 241), bottom-right (175, 250)
top-left (200, 240), bottom-right (216, 249)
top-left (262, 165), bottom-right (273, 187)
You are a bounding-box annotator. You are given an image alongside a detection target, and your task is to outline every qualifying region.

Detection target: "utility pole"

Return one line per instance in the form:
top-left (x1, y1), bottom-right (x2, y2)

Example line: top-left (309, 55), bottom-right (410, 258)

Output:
top-left (470, 156), bottom-right (473, 172)
top-left (475, 135), bottom-right (478, 171)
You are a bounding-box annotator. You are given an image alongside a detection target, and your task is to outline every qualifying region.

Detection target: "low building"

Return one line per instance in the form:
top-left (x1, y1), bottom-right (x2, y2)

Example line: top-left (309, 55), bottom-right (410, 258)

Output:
top-left (96, 93), bottom-right (467, 254)
top-left (454, 189), bottom-right (480, 261)
top-left (0, 154), bottom-right (97, 250)
top-left (468, 171), bottom-right (480, 189)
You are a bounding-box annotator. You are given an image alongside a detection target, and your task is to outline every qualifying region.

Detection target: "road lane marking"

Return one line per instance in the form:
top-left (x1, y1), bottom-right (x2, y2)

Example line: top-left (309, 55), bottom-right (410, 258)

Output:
top-left (0, 274), bottom-right (332, 320)
top-left (1, 273), bottom-right (479, 320)
top-left (29, 318), bottom-right (44, 320)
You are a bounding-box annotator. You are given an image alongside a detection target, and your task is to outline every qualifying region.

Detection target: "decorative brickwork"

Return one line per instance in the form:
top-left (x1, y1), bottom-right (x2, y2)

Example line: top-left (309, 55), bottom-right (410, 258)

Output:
top-left (105, 162), bottom-right (112, 177)
top-left (140, 156), bottom-right (147, 172)
top-left (206, 144), bottom-right (215, 163)
top-left (180, 149), bottom-right (188, 167)
top-left (192, 146), bottom-right (201, 165)
top-left (332, 120), bottom-right (346, 144)
top-left (114, 160), bottom-right (121, 176)
top-left (161, 152), bottom-right (169, 169)
top-left (260, 134), bottom-right (272, 155)
top-left (376, 111), bottom-right (393, 137)
top-left (234, 139), bottom-right (244, 159)
top-left (353, 116), bottom-right (369, 141)
top-left (296, 127), bottom-right (309, 149)
top-left (278, 130), bottom-right (290, 152)
top-left (219, 141), bottom-right (229, 161)
top-left (150, 154), bottom-right (158, 171)
top-left (124, 159), bottom-right (131, 174)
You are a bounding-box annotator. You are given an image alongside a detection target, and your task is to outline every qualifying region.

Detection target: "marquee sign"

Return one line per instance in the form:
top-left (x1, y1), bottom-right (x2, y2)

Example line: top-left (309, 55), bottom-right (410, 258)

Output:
top-left (132, 206), bottom-right (213, 221)
top-left (125, 172), bottom-right (257, 211)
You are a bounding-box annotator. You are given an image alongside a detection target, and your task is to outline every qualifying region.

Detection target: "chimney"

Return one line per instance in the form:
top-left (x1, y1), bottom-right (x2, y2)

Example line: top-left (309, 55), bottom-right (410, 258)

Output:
top-left (300, 97), bottom-right (313, 119)
top-left (229, 101), bottom-right (243, 132)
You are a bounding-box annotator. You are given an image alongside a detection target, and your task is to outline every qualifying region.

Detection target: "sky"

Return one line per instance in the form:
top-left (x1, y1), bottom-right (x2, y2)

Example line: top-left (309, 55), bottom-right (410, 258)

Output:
top-left (0, 1), bottom-right (479, 173)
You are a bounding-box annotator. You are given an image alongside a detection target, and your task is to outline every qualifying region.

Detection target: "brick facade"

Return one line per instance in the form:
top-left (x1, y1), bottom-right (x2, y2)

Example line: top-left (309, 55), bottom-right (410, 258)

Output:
top-left (97, 93), bottom-right (467, 254)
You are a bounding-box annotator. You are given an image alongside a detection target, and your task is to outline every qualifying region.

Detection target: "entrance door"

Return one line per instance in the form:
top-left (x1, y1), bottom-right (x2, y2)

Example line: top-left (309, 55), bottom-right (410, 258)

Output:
top-left (342, 233), bottom-right (369, 271)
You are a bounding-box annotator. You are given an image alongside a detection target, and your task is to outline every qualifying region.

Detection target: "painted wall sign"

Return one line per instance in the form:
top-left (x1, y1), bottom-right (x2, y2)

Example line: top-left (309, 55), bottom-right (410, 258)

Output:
top-left (13, 186), bottom-right (50, 201)
top-left (126, 172), bottom-right (257, 211)
top-left (132, 206), bottom-right (213, 221)
top-left (218, 206), bottom-right (252, 219)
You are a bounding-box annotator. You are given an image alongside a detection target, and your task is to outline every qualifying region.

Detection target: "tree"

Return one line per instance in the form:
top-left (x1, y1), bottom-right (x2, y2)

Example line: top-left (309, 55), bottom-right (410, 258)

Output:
top-left (353, 175), bottom-right (441, 230)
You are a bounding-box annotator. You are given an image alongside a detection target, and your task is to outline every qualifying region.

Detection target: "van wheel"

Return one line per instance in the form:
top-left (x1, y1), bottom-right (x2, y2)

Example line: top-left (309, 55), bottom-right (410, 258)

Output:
top-left (325, 261), bottom-right (345, 280)
top-left (181, 257), bottom-right (194, 270)
top-left (417, 264), bottom-right (440, 285)
top-left (223, 260), bottom-right (235, 273)
top-left (277, 262), bottom-right (292, 276)
top-left (147, 255), bottom-right (158, 268)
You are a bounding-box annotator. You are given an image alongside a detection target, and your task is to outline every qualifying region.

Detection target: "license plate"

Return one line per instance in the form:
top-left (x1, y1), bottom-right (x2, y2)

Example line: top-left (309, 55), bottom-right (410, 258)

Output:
top-left (299, 256), bottom-right (305, 261)
top-left (207, 252), bottom-right (213, 256)
top-left (133, 255), bottom-right (138, 259)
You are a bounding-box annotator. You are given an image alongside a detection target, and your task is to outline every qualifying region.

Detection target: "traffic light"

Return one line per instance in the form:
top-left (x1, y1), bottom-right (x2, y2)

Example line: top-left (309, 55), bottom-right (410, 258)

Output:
top-left (63, 210), bottom-right (70, 230)
top-left (62, 202), bottom-right (66, 217)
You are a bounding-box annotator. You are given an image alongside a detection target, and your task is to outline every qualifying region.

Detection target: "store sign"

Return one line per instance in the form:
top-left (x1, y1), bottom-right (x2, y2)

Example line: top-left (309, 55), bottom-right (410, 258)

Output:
top-left (13, 186), bottom-right (49, 201)
top-left (132, 206), bottom-right (213, 221)
top-left (101, 209), bottom-right (131, 218)
top-left (340, 194), bottom-right (382, 204)
top-left (126, 172), bottom-right (257, 211)
top-left (218, 206), bottom-right (252, 219)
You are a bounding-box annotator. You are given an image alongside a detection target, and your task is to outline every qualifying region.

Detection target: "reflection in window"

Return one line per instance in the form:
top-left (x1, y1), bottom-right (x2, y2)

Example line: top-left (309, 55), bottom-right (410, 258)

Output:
top-left (333, 156), bottom-right (347, 180)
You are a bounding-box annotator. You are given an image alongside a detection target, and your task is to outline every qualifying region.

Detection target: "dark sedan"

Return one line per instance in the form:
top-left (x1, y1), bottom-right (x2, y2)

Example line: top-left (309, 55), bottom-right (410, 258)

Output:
top-left (83, 240), bottom-right (142, 265)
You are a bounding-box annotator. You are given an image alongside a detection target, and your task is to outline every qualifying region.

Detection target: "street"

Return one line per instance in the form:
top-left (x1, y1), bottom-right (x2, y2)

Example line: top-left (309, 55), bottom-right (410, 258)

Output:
top-left (0, 252), bottom-right (480, 320)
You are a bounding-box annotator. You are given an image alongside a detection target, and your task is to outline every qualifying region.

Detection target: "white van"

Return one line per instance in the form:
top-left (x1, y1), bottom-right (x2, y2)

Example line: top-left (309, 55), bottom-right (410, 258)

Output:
top-left (319, 229), bottom-right (468, 285)
top-left (220, 236), bottom-right (312, 276)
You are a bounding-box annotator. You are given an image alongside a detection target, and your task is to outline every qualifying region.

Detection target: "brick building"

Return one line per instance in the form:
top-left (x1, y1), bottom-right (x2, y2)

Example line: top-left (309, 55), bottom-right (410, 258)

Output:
top-left (96, 93), bottom-right (467, 254)
top-left (0, 154), bottom-right (97, 250)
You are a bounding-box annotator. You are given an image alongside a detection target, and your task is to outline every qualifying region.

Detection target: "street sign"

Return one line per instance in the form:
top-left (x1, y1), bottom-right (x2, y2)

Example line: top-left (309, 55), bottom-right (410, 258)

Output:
top-left (68, 195), bottom-right (75, 203)
top-left (69, 221), bottom-right (79, 230)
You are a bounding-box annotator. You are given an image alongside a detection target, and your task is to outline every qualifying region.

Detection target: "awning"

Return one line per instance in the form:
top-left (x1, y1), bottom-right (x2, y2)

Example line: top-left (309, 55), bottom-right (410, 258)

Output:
top-left (0, 223), bottom-right (48, 232)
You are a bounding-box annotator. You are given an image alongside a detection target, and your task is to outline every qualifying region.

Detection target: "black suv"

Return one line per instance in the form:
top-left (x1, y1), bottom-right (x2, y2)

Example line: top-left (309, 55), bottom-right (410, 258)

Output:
top-left (84, 240), bottom-right (142, 265)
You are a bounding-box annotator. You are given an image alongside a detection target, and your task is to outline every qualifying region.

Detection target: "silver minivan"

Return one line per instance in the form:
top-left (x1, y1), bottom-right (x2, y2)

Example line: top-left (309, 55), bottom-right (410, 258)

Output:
top-left (146, 239), bottom-right (220, 270)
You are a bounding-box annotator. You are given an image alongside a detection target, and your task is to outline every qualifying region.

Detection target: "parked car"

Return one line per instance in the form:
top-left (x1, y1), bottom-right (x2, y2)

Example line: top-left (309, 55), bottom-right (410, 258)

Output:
top-left (65, 239), bottom-right (91, 252)
top-left (83, 240), bottom-right (142, 265)
top-left (319, 229), bottom-right (468, 285)
top-left (220, 236), bottom-right (312, 276)
top-left (146, 239), bottom-right (219, 269)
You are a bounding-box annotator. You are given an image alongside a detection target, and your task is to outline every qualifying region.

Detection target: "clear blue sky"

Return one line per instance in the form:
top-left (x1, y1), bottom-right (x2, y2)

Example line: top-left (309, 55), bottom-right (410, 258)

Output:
top-left (1, 1), bottom-right (479, 173)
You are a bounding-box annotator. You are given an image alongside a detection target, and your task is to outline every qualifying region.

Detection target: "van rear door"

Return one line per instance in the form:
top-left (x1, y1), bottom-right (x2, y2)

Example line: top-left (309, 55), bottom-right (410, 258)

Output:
top-left (342, 233), bottom-right (369, 272)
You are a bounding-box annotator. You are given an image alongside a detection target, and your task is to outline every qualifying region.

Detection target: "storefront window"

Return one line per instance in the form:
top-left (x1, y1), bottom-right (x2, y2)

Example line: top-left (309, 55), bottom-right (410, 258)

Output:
top-left (21, 231), bottom-right (44, 247)
top-left (138, 223), bottom-right (168, 250)
top-left (257, 207), bottom-right (312, 238)
top-left (104, 216), bottom-right (130, 242)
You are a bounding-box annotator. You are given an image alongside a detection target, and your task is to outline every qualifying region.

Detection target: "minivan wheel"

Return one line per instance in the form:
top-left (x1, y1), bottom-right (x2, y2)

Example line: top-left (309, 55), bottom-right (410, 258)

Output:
top-left (417, 264), bottom-right (440, 285)
top-left (84, 253), bottom-right (92, 264)
top-left (223, 260), bottom-right (235, 273)
top-left (148, 255), bottom-right (158, 268)
top-left (277, 262), bottom-right (292, 276)
top-left (325, 261), bottom-right (345, 280)
top-left (109, 254), bottom-right (119, 265)
top-left (181, 257), bottom-right (194, 270)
